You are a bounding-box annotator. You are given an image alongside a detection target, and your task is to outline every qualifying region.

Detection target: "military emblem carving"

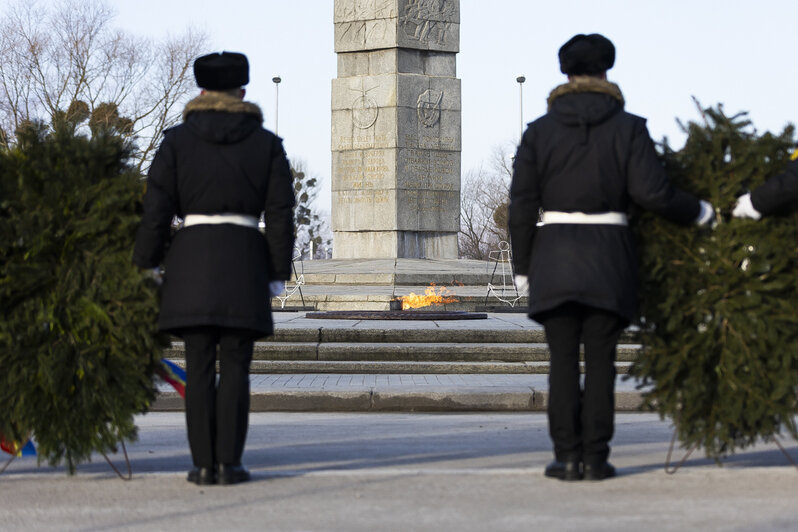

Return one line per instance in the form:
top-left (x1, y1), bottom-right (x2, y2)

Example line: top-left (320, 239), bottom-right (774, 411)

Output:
top-left (417, 89), bottom-right (443, 127)
top-left (351, 82), bottom-right (379, 129)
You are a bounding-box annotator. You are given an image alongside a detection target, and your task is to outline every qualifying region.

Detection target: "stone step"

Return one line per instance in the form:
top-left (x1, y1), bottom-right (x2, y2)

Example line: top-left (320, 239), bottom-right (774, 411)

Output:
top-left (163, 359), bottom-right (634, 375)
top-left (271, 271), bottom-right (530, 311)
top-left (164, 341), bottom-right (640, 363)
top-left (264, 327), bottom-right (640, 344)
top-left (290, 258), bottom-right (499, 286)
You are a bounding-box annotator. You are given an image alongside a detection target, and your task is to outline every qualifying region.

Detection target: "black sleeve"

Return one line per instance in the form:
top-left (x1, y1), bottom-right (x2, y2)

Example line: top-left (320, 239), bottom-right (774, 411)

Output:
top-left (133, 135), bottom-right (178, 268)
top-left (751, 159), bottom-right (798, 216)
top-left (626, 119), bottom-right (701, 225)
top-left (509, 126), bottom-right (541, 277)
top-left (263, 140), bottom-right (296, 280)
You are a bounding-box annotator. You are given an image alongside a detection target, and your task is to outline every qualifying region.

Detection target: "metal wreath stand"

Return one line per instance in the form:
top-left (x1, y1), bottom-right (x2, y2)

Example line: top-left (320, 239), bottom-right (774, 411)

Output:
top-left (1, 439), bottom-right (132, 480)
top-left (663, 425), bottom-right (798, 474)
top-left (0, 440), bottom-right (133, 480)
top-left (101, 441), bottom-right (133, 480)
top-left (483, 241), bottom-right (524, 308)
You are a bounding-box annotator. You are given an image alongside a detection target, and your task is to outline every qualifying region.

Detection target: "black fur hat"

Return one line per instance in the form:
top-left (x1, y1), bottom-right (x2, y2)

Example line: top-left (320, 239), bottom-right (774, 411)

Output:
top-left (558, 34), bottom-right (615, 75)
top-left (193, 51), bottom-right (249, 90)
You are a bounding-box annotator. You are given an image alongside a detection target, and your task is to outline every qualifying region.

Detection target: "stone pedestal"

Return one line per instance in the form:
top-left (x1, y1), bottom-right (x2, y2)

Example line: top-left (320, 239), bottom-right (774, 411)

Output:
top-left (332, 0), bottom-right (461, 259)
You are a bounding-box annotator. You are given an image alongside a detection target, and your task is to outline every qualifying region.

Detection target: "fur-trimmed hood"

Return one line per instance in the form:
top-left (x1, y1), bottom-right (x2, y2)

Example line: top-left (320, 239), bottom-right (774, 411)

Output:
top-left (182, 92), bottom-right (264, 144)
top-left (545, 77), bottom-right (625, 136)
top-left (547, 76), bottom-right (624, 110)
top-left (183, 92), bottom-right (263, 122)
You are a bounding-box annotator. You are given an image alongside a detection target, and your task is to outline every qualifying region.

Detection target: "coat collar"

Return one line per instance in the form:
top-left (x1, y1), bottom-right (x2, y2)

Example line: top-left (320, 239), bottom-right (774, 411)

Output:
top-left (183, 92), bottom-right (263, 123)
top-left (547, 76), bottom-right (625, 111)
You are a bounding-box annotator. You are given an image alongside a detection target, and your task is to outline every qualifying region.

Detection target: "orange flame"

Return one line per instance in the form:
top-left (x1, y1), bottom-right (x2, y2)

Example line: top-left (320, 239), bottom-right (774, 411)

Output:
top-left (401, 284), bottom-right (458, 310)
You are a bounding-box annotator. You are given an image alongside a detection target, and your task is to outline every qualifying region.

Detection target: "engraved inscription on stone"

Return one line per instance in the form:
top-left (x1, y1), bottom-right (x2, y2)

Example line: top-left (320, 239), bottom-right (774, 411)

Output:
top-left (417, 89), bottom-right (442, 127)
top-left (404, 134), bottom-right (457, 150)
top-left (336, 134), bottom-right (389, 150)
top-left (338, 189), bottom-right (390, 204)
top-left (400, 0), bottom-right (455, 45)
top-left (403, 189), bottom-right (446, 211)
top-left (401, 149), bottom-right (457, 190)
top-left (337, 151), bottom-right (391, 190)
top-left (363, 152), bottom-right (390, 184)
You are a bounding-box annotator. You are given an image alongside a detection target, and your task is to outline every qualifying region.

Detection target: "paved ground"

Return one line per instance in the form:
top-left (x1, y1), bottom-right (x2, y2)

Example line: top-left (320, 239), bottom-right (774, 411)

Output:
top-left (3, 412), bottom-right (797, 531)
top-left (154, 373), bottom-right (645, 412)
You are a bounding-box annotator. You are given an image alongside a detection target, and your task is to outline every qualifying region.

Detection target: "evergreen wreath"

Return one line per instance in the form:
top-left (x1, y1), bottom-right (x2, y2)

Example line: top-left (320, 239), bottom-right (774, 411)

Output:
top-left (632, 101), bottom-right (798, 459)
top-left (0, 113), bottom-right (166, 473)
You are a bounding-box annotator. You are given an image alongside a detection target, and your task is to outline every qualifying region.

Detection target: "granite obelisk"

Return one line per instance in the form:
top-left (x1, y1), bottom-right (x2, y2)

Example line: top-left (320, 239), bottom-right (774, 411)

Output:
top-left (332, 0), bottom-right (461, 259)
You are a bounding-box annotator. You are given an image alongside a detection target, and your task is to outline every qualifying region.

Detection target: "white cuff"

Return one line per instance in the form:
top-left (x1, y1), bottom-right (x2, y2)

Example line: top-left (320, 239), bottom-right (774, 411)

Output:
top-left (269, 280), bottom-right (285, 297)
top-left (514, 274), bottom-right (529, 294)
top-left (148, 267), bottom-right (163, 286)
top-left (695, 200), bottom-right (715, 226)
top-left (732, 193), bottom-right (762, 220)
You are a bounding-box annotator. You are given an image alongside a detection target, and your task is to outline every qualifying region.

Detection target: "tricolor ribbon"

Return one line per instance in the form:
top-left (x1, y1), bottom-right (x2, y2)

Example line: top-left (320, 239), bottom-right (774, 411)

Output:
top-left (155, 358), bottom-right (186, 398)
top-left (1, 435), bottom-right (36, 457)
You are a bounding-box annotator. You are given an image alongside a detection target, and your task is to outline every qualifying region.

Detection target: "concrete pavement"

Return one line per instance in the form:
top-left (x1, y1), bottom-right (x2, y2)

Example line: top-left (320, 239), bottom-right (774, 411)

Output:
top-left (2, 412), bottom-right (797, 531)
top-left (154, 373), bottom-right (646, 412)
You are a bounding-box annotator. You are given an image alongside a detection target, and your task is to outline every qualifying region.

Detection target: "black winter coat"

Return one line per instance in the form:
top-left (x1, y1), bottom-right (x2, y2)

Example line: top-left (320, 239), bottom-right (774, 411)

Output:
top-left (751, 158), bottom-right (798, 216)
top-left (509, 77), bottom-right (700, 322)
top-left (134, 93), bottom-right (295, 336)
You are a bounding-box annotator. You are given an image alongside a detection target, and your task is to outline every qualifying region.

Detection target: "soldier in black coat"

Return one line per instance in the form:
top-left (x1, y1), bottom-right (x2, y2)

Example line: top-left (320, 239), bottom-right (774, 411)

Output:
top-left (134, 52), bottom-right (295, 485)
top-left (733, 157), bottom-right (798, 219)
top-left (509, 34), bottom-right (714, 481)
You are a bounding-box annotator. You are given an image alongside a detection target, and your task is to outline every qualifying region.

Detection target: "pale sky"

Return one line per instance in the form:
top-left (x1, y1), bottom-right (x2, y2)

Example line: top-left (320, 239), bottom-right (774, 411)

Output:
top-left (106, 0), bottom-right (797, 213)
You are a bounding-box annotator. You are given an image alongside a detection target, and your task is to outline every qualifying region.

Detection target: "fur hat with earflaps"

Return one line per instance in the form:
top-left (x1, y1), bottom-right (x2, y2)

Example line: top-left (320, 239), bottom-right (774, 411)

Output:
top-left (193, 51), bottom-right (249, 90)
top-left (558, 34), bottom-right (615, 75)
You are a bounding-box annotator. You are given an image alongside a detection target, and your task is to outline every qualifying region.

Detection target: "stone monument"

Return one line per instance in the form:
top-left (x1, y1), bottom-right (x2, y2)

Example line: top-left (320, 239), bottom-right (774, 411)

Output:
top-left (332, 0), bottom-right (461, 259)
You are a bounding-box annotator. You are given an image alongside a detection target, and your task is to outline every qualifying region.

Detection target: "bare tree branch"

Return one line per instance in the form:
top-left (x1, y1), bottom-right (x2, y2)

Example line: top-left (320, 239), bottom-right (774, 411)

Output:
top-left (0, 0), bottom-right (207, 170)
top-left (458, 143), bottom-right (514, 259)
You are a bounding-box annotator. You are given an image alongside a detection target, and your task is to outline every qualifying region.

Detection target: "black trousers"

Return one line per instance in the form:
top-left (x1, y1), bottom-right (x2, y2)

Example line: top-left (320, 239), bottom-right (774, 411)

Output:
top-left (537, 302), bottom-right (628, 464)
top-left (181, 326), bottom-right (255, 468)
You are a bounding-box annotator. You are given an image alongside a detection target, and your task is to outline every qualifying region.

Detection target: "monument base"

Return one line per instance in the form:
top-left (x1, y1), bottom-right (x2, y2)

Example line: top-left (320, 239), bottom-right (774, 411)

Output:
top-left (277, 258), bottom-right (525, 311)
top-left (333, 231), bottom-right (458, 259)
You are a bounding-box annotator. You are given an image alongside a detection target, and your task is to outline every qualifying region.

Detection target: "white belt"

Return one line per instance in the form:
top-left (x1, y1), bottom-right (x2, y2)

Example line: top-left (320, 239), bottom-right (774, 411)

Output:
top-left (540, 211), bottom-right (628, 226)
top-left (183, 213), bottom-right (259, 229)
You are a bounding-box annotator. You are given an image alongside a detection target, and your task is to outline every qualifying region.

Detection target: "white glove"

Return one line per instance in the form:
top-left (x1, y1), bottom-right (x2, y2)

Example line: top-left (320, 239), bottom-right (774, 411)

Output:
top-left (146, 267), bottom-right (163, 286)
top-left (732, 193), bottom-right (762, 220)
top-left (269, 280), bottom-right (285, 297)
top-left (514, 274), bottom-right (529, 294)
top-left (695, 200), bottom-right (716, 226)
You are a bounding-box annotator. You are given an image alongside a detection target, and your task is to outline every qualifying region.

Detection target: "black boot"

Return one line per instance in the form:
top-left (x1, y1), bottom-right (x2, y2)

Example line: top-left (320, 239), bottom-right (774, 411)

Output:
top-left (218, 464), bottom-right (251, 485)
top-left (544, 459), bottom-right (582, 481)
top-left (187, 466), bottom-right (217, 485)
top-left (583, 461), bottom-right (616, 481)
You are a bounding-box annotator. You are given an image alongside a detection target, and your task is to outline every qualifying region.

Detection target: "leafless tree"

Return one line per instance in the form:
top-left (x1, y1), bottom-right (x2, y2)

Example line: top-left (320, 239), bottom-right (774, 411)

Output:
top-left (459, 143), bottom-right (514, 260)
top-left (291, 159), bottom-right (333, 260)
top-left (0, 0), bottom-right (207, 170)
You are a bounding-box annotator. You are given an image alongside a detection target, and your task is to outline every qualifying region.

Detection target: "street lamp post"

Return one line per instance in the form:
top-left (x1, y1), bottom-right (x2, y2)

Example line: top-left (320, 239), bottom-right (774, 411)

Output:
top-left (272, 76), bottom-right (281, 134)
top-left (516, 75), bottom-right (526, 142)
